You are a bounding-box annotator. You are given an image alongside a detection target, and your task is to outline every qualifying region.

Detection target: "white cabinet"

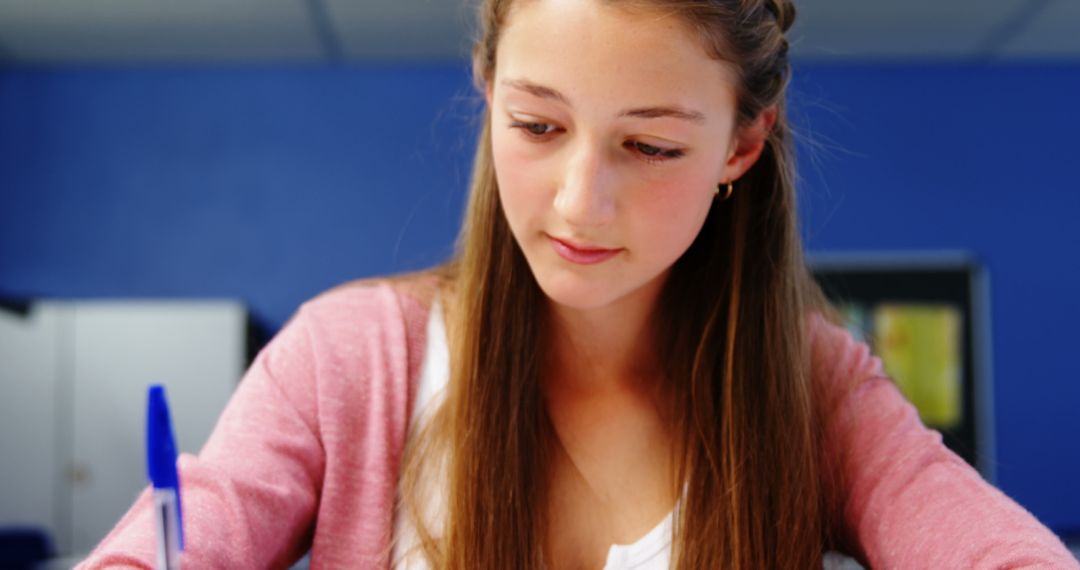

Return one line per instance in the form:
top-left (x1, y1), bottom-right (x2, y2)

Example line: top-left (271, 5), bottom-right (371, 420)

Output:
top-left (0, 300), bottom-right (247, 557)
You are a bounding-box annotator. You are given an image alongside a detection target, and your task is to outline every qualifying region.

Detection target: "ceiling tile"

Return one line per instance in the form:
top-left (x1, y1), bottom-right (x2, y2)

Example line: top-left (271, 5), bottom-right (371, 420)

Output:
top-left (0, 0), bottom-right (1076, 64)
top-left (790, 0), bottom-right (1030, 60)
top-left (324, 0), bottom-right (475, 61)
top-left (997, 0), bottom-right (1080, 58)
top-left (0, 0), bottom-right (323, 63)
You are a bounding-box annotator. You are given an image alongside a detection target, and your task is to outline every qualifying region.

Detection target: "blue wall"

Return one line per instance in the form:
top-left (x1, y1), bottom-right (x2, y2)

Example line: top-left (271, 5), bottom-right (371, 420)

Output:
top-left (1, 62), bottom-right (1077, 533)
top-left (789, 63), bottom-right (1080, 534)
top-left (0, 65), bottom-right (477, 331)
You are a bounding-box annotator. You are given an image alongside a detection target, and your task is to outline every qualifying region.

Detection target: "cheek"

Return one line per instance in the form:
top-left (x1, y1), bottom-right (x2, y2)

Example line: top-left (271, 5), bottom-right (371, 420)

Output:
top-left (492, 131), bottom-right (548, 232)
top-left (630, 175), bottom-right (713, 257)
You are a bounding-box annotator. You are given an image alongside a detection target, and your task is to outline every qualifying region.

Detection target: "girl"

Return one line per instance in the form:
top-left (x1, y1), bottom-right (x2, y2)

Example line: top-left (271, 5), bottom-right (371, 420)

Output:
top-left (79, 0), bottom-right (1076, 568)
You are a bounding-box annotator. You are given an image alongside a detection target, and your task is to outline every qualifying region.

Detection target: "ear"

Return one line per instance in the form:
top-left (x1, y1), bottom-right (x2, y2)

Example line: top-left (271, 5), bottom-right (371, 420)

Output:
top-left (485, 82), bottom-right (493, 107)
top-left (720, 105), bottom-right (777, 183)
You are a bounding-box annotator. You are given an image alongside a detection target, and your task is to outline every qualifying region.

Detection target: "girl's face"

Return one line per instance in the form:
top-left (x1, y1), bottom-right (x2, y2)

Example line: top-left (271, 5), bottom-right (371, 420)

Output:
top-left (488, 0), bottom-right (763, 311)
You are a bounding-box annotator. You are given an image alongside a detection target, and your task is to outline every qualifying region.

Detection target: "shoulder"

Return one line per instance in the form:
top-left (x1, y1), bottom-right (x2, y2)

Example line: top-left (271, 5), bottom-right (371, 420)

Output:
top-left (266, 268), bottom-right (448, 387)
top-left (804, 310), bottom-right (1079, 567)
top-left (295, 268), bottom-right (445, 340)
top-left (318, 267), bottom-right (445, 311)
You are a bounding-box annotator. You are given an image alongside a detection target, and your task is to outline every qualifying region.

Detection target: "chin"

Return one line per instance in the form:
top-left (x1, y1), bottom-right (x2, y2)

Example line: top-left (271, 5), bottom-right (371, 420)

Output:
top-left (529, 260), bottom-right (634, 312)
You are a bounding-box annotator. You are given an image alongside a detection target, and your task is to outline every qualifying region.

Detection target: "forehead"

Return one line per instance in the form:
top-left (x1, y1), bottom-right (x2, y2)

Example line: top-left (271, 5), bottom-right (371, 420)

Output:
top-left (495, 0), bottom-right (737, 120)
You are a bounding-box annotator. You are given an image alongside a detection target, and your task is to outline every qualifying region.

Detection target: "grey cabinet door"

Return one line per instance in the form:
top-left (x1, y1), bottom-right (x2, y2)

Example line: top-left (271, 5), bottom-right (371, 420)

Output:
top-left (69, 301), bottom-right (245, 555)
top-left (0, 305), bottom-right (65, 538)
top-left (0, 300), bottom-right (246, 556)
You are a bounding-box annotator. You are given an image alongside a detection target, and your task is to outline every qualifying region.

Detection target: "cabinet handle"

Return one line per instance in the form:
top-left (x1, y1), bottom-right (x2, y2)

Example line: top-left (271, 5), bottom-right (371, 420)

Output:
top-left (69, 462), bottom-right (90, 484)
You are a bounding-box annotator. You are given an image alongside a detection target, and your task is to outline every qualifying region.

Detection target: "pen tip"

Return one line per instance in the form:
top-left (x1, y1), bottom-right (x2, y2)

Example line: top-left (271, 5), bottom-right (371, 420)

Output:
top-left (147, 384), bottom-right (179, 488)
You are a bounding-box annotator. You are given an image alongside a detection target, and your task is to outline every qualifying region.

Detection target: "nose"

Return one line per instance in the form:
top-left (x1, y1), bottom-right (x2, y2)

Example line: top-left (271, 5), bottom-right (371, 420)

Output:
top-left (553, 139), bottom-right (616, 228)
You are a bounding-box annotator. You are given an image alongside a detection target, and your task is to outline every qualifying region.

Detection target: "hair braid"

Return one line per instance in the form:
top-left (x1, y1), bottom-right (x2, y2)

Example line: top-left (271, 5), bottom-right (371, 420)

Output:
top-left (764, 0), bottom-right (796, 34)
top-left (764, 0), bottom-right (794, 79)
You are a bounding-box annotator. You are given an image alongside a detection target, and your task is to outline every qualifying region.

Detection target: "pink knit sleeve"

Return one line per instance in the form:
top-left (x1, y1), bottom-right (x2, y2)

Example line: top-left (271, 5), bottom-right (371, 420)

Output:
top-left (810, 313), bottom-right (1078, 568)
top-left (75, 302), bottom-right (327, 569)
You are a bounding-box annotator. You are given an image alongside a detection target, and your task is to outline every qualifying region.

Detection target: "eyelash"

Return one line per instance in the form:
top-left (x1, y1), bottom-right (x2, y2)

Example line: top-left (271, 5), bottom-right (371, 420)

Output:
top-left (508, 120), bottom-right (685, 165)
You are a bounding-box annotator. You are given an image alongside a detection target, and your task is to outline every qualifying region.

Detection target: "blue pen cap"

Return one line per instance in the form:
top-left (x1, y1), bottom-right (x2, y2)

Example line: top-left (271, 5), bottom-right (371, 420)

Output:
top-left (146, 384), bottom-right (179, 489)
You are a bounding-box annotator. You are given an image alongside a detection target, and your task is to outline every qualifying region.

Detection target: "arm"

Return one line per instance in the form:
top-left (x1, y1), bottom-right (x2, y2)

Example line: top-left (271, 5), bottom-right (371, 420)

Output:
top-left (810, 314), bottom-right (1078, 569)
top-left (76, 302), bottom-right (327, 569)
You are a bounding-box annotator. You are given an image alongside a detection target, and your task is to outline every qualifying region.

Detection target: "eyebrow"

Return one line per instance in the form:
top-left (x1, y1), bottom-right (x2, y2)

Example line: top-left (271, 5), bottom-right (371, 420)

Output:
top-left (500, 78), bottom-right (707, 125)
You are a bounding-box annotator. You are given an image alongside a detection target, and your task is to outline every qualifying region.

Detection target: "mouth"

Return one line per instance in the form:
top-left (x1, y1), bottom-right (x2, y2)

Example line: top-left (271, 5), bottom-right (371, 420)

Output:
top-left (546, 234), bottom-right (623, 265)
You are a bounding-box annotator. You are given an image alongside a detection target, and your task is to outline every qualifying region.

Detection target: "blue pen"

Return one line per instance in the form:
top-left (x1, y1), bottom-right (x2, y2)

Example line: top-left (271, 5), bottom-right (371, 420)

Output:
top-left (147, 385), bottom-right (184, 570)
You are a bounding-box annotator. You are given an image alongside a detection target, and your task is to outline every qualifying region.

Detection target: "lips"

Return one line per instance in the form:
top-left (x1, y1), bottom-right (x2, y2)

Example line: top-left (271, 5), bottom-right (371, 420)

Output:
top-left (546, 234), bottom-right (622, 265)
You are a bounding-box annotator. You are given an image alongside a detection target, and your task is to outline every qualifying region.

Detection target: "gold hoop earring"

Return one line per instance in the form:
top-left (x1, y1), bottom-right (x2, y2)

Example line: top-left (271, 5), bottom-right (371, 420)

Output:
top-left (715, 180), bottom-right (734, 200)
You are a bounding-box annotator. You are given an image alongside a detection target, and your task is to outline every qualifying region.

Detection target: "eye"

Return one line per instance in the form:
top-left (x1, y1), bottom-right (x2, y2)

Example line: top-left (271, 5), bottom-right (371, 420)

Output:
top-left (509, 120), bottom-right (559, 138)
top-left (626, 141), bottom-right (685, 165)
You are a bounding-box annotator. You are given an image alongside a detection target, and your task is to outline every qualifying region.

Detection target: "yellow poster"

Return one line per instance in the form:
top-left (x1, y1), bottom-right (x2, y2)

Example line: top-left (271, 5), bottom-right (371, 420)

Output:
top-left (873, 303), bottom-right (963, 429)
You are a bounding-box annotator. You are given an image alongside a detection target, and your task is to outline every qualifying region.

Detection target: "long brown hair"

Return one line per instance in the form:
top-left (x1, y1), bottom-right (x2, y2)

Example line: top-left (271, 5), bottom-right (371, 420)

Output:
top-left (395, 0), bottom-right (851, 567)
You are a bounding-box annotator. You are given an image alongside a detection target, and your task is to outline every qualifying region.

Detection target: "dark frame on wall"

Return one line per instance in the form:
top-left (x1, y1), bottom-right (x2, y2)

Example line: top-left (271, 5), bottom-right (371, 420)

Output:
top-left (808, 250), bottom-right (995, 483)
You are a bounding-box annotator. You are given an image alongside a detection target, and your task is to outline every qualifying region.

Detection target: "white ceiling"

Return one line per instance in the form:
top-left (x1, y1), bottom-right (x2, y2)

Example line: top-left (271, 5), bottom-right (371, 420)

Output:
top-left (0, 0), bottom-right (1075, 64)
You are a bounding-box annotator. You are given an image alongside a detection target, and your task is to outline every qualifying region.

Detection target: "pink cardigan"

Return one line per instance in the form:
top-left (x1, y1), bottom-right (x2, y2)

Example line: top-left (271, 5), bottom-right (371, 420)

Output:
top-left (76, 278), bottom-right (1077, 569)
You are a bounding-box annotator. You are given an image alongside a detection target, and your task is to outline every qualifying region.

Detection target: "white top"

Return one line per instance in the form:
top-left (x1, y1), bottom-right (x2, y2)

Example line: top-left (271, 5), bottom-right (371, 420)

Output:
top-left (391, 297), bottom-right (675, 569)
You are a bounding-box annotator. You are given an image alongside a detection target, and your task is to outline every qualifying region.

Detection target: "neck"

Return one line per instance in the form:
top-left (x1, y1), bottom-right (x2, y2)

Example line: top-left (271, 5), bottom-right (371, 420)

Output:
top-left (543, 276), bottom-right (667, 394)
